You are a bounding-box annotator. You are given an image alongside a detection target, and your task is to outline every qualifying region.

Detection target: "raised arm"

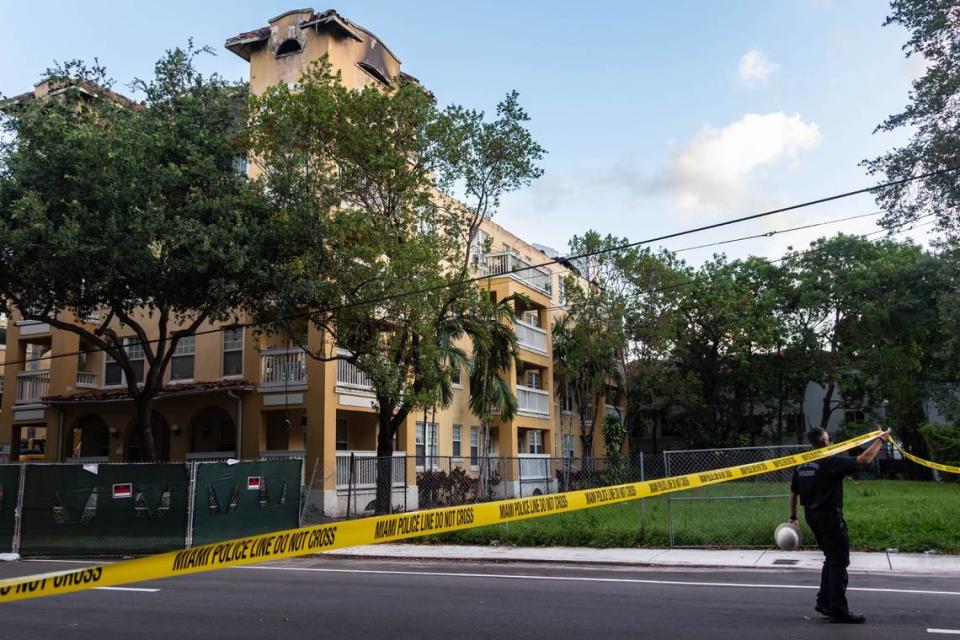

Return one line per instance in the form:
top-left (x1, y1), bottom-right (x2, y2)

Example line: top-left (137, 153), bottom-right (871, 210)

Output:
top-left (856, 429), bottom-right (891, 466)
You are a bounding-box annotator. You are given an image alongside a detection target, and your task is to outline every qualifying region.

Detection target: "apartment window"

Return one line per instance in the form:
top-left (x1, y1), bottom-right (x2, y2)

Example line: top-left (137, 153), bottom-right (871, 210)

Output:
top-left (844, 410), bottom-right (866, 424)
top-left (450, 366), bottom-right (462, 387)
top-left (415, 422), bottom-right (438, 469)
top-left (222, 327), bottom-right (244, 377)
top-left (470, 426), bottom-right (480, 467)
top-left (561, 384), bottom-right (574, 414)
top-left (562, 434), bottom-right (575, 459)
top-left (526, 370), bottom-right (541, 390)
top-left (104, 338), bottom-right (144, 386)
top-left (529, 430), bottom-right (544, 454)
top-left (452, 425), bottom-right (463, 458)
top-left (558, 278), bottom-right (567, 306)
top-left (170, 335), bottom-right (196, 381)
top-left (336, 418), bottom-right (348, 451)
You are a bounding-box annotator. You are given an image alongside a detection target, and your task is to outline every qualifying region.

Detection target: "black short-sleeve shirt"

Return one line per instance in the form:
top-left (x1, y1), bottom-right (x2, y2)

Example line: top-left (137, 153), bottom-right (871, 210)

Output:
top-left (790, 454), bottom-right (859, 511)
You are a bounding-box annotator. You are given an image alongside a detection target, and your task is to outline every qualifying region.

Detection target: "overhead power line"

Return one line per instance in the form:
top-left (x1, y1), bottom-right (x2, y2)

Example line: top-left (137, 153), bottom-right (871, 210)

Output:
top-left (4, 167), bottom-right (956, 369)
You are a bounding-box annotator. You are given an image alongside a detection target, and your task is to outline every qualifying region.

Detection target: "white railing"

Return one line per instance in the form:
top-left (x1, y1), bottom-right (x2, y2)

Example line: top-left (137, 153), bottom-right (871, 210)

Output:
top-left (336, 451), bottom-right (405, 489)
top-left (514, 320), bottom-right (547, 354)
top-left (336, 349), bottom-right (374, 392)
top-left (260, 348), bottom-right (307, 388)
top-left (76, 371), bottom-right (98, 387)
top-left (519, 453), bottom-right (551, 479)
top-left (481, 252), bottom-right (553, 295)
top-left (17, 369), bottom-right (50, 403)
top-left (517, 386), bottom-right (550, 416)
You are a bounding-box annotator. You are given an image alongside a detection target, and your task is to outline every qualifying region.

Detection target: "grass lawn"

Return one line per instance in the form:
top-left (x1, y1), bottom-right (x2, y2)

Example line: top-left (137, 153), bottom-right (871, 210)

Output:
top-left (425, 480), bottom-right (960, 553)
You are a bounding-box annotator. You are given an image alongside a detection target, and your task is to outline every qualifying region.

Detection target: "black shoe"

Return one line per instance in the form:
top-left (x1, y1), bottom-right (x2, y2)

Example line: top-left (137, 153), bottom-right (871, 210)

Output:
top-left (814, 604), bottom-right (829, 617)
top-left (829, 611), bottom-right (866, 624)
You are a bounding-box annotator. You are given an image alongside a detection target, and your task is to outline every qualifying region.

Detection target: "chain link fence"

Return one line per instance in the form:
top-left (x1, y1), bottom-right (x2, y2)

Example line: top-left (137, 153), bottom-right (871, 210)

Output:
top-left (663, 444), bottom-right (810, 548)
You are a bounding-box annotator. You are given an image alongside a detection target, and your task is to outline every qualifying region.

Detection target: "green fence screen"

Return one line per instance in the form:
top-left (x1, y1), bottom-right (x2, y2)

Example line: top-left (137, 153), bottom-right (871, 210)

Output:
top-left (0, 466), bottom-right (20, 552)
top-left (191, 459), bottom-right (302, 546)
top-left (19, 464), bottom-right (189, 556)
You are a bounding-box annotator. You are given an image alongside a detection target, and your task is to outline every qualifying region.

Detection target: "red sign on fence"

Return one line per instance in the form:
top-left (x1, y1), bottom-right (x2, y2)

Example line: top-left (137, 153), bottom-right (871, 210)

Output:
top-left (112, 483), bottom-right (133, 499)
top-left (247, 476), bottom-right (262, 491)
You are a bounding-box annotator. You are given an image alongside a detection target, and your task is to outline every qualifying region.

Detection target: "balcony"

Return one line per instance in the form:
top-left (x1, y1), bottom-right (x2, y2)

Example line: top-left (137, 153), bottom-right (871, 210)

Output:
top-left (260, 348), bottom-right (307, 389)
top-left (336, 349), bottom-right (374, 394)
top-left (517, 386), bottom-right (550, 417)
top-left (481, 252), bottom-right (553, 296)
top-left (76, 371), bottom-right (98, 388)
top-left (519, 453), bottom-right (551, 480)
top-left (514, 320), bottom-right (547, 355)
top-left (335, 451), bottom-right (406, 489)
top-left (17, 369), bottom-right (50, 404)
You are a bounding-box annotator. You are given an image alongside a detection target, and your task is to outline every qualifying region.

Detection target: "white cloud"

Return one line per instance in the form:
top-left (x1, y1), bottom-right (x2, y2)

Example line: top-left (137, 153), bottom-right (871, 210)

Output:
top-left (738, 49), bottom-right (780, 85)
top-left (666, 112), bottom-right (821, 212)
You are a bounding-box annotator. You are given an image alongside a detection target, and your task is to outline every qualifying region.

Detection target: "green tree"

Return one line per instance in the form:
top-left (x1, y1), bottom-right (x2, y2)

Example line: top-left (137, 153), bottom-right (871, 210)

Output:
top-left (0, 47), bottom-right (272, 460)
top-left (863, 0), bottom-right (960, 234)
top-left (247, 60), bottom-right (543, 513)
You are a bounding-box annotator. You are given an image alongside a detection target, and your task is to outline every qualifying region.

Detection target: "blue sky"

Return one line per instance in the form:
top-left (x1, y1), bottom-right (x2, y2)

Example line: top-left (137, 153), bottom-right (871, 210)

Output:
top-left (0, 1), bottom-right (929, 264)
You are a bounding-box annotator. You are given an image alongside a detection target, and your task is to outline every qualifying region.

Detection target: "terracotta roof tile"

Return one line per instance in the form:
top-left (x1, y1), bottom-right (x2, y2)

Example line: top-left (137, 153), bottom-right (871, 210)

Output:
top-left (43, 379), bottom-right (254, 403)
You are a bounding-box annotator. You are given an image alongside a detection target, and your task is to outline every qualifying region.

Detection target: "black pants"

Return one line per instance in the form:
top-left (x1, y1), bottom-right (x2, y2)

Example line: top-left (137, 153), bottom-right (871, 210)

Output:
top-left (804, 508), bottom-right (850, 614)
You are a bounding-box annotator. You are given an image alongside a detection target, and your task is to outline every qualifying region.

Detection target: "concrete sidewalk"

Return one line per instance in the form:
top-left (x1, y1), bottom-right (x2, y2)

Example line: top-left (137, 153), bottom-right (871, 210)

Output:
top-left (327, 544), bottom-right (960, 576)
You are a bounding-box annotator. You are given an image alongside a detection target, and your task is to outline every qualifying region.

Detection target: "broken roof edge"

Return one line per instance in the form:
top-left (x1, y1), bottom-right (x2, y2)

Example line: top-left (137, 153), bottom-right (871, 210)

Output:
top-left (225, 8), bottom-right (402, 66)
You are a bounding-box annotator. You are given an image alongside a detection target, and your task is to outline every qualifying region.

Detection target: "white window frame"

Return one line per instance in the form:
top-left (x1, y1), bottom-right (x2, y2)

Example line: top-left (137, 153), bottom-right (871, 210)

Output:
top-left (560, 383), bottom-right (574, 414)
top-left (562, 434), bottom-right (575, 459)
top-left (452, 424), bottom-right (463, 459)
top-left (103, 337), bottom-right (145, 388)
top-left (470, 426), bottom-right (480, 469)
top-left (526, 370), bottom-right (541, 390)
top-left (415, 422), bottom-right (439, 470)
top-left (169, 335), bottom-right (196, 382)
top-left (450, 366), bottom-right (463, 389)
top-left (529, 430), bottom-right (543, 454)
top-left (222, 327), bottom-right (244, 378)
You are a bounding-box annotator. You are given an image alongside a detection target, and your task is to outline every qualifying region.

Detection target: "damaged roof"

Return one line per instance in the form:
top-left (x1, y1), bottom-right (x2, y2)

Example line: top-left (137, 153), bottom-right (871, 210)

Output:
top-left (225, 8), bottom-right (401, 65)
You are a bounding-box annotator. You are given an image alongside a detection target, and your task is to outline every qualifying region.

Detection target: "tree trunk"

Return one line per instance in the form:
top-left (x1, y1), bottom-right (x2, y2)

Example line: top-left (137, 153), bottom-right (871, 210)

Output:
top-left (820, 382), bottom-right (836, 430)
top-left (374, 407), bottom-right (396, 516)
top-left (134, 397), bottom-right (157, 462)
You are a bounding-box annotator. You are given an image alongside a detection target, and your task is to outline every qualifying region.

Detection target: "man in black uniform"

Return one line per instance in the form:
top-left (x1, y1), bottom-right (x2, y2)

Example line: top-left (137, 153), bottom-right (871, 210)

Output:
top-left (789, 427), bottom-right (889, 624)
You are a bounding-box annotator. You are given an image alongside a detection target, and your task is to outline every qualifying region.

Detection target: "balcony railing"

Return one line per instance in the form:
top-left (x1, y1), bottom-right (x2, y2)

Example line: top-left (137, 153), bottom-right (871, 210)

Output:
top-left (519, 453), bottom-right (551, 480)
top-left (76, 371), bottom-right (98, 388)
top-left (335, 451), bottom-right (406, 489)
top-left (260, 348), bottom-right (307, 388)
top-left (517, 386), bottom-right (550, 416)
top-left (335, 349), bottom-right (374, 393)
top-left (514, 320), bottom-right (547, 354)
top-left (605, 404), bottom-right (621, 418)
top-left (481, 252), bottom-right (553, 296)
top-left (17, 369), bottom-right (50, 403)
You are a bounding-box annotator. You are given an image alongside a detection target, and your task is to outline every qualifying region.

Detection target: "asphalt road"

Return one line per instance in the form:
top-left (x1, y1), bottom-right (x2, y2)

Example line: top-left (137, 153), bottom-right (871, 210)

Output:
top-left (1, 557), bottom-right (958, 639)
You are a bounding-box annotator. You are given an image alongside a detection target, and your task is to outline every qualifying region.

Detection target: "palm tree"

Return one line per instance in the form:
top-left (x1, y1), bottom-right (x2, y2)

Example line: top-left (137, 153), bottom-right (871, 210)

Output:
top-left (466, 294), bottom-right (521, 495)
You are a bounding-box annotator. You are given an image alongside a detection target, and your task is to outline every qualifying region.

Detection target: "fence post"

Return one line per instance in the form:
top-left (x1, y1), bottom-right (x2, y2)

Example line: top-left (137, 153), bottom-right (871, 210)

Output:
top-left (11, 463), bottom-right (26, 555)
top-left (185, 461), bottom-right (198, 549)
top-left (664, 450), bottom-right (675, 548)
top-left (347, 453), bottom-right (355, 519)
top-left (639, 453), bottom-right (646, 527)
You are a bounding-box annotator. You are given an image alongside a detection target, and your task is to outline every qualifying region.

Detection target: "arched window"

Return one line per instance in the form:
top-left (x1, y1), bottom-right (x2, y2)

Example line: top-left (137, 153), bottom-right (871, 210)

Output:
top-left (189, 406), bottom-right (236, 454)
top-left (70, 414), bottom-right (109, 460)
top-left (276, 39), bottom-right (302, 56)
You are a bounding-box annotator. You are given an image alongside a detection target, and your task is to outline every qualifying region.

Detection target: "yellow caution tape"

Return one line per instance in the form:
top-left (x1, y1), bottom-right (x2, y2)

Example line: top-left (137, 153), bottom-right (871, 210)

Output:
top-left (0, 429), bottom-right (882, 604)
top-left (891, 439), bottom-right (960, 474)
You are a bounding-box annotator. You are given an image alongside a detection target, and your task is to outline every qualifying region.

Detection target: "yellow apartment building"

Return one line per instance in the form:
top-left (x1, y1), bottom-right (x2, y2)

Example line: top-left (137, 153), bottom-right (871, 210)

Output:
top-left (0, 8), bottom-right (620, 513)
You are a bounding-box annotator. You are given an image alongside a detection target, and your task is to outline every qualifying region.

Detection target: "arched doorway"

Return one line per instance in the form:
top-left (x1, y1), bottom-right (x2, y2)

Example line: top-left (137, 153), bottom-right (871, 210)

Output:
top-left (126, 411), bottom-right (170, 462)
top-left (188, 406), bottom-right (236, 455)
top-left (69, 414), bottom-right (110, 460)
